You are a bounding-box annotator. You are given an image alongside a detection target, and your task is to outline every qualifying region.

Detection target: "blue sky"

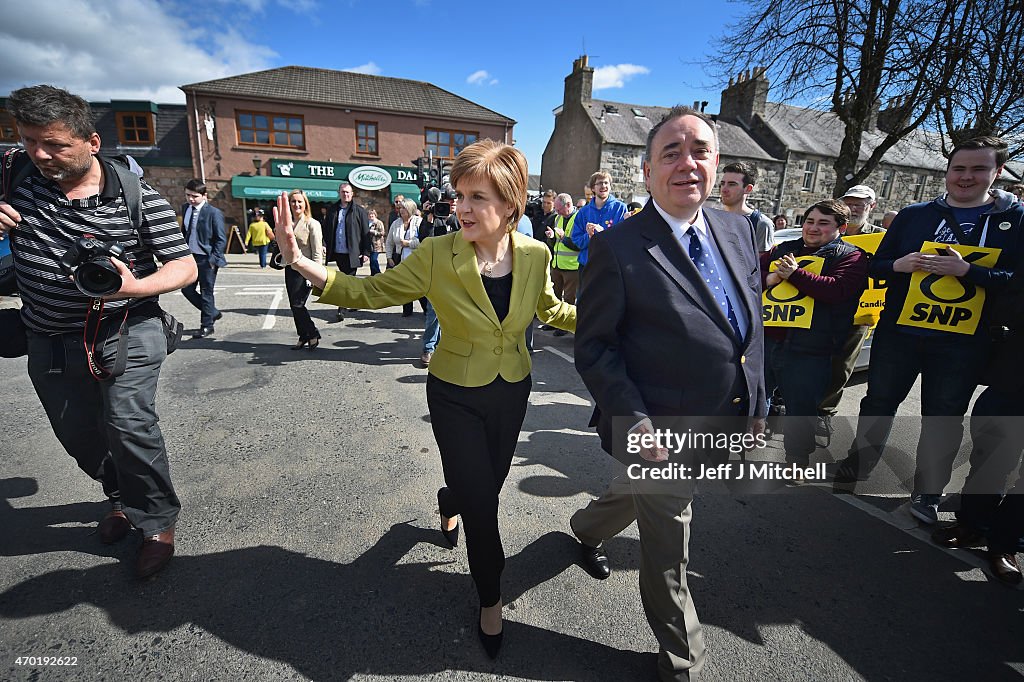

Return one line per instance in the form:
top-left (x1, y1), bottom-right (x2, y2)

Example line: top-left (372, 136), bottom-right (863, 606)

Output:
top-left (0, 0), bottom-right (750, 173)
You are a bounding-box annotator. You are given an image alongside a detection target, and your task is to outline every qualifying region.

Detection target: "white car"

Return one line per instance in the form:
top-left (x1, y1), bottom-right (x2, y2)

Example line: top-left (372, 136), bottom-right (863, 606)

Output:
top-left (769, 228), bottom-right (872, 371)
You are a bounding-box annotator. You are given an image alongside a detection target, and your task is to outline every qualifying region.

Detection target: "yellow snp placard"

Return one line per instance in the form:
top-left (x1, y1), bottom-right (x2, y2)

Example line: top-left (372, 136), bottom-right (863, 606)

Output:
top-left (762, 256), bottom-right (824, 328)
top-left (897, 241), bottom-right (1001, 335)
top-left (844, 233), bottom-right (886, 326)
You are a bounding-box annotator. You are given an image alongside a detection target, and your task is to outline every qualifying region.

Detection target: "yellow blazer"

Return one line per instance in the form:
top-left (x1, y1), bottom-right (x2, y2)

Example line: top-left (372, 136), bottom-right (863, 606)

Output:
top-left (315, 230), bottom-right (576, 387)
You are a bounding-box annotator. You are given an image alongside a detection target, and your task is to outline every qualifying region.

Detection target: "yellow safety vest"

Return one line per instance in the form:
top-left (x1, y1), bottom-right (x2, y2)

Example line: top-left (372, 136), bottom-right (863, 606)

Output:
top-left (552, 213), bottom-right (580, 271)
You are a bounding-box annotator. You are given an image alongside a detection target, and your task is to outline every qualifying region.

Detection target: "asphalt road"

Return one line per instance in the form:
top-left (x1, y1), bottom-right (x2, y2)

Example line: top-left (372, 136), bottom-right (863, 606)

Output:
top-left (1, 258), bottom-right (1021, 681)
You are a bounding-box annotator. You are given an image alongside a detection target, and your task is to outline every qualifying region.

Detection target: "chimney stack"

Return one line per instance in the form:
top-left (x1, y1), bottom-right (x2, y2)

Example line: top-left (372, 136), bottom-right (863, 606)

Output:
top-left (719, 66), bottom-right (769, 123)
top-left (564, 54), bottom-right (594, 107)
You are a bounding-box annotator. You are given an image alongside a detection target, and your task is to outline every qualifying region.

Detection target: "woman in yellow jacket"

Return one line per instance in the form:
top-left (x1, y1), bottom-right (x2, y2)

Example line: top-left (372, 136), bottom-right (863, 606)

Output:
top-left (244, 209), bottom-right (273, 268)
top-left (273, 140), bottom-right (574, 659)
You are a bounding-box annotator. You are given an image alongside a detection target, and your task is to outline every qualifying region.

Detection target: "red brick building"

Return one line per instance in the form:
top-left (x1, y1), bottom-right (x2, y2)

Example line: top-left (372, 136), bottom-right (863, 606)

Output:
top-left (180, 66), bottom-right (516, 232)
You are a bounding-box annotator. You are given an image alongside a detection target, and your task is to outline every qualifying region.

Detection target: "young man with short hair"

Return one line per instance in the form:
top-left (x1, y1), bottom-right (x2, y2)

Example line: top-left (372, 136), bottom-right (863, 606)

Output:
top-left (181, 179), bottom-right (227, 337)
top-left (570, 171), bottom-right (629, 273)
top-left (837, 137), bottom-right (1024, 525)
top-left (719, 161), bottom-right (774, 252)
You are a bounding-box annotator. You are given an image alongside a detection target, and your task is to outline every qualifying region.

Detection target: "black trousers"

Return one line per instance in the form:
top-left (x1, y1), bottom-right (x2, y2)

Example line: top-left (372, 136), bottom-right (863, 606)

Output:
top-left (427, 373), bottom-right (531, 606)
top-left (26, 316), bottom-right (180, 534)
top-left (333, 255), bottom-right (357, 276)
top-left (285, 266), bottom-right (319, 341)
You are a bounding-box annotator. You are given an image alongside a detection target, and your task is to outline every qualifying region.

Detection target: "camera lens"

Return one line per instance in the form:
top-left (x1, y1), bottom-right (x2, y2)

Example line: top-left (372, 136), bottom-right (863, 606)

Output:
top-left (75, 260), bottom-right (122, 297)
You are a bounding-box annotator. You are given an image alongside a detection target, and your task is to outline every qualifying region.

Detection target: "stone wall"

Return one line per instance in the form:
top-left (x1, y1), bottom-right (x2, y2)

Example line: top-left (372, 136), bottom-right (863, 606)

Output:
top-left (775, 153), bottom-right (944, 223)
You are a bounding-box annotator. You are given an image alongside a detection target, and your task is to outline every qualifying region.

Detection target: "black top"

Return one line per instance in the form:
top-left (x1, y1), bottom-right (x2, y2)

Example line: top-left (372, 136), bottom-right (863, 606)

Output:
top-left (481, 271), bottom-right (513, 323)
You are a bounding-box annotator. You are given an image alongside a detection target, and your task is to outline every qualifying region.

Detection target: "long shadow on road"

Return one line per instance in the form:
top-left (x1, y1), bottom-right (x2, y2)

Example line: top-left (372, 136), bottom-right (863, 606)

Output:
top-left (0, 514), bottom-right (649, 681)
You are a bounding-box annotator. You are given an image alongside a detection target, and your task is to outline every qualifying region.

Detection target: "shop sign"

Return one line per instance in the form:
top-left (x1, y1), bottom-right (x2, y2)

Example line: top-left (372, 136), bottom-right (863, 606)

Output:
top-left (348, 166), bottom-right (392, 191)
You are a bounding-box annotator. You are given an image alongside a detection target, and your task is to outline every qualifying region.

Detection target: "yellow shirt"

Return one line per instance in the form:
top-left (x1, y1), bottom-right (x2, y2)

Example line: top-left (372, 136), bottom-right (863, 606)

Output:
top-left (316, 230), bottom-right (575, 387)
top-left (246, 220), bottom-right (272, 247)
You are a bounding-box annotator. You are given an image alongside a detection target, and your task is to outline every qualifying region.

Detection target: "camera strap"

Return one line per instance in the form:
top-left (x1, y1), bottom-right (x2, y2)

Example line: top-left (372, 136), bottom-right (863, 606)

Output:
top-left (83, 298), bottom-right (129, 381)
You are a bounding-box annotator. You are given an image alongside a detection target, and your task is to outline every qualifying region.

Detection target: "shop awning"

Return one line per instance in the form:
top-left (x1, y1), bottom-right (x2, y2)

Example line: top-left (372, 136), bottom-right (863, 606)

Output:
top-left (230, 175), bottom-right (341, 201)
top-left (389, 182), bottom-right (421, 202)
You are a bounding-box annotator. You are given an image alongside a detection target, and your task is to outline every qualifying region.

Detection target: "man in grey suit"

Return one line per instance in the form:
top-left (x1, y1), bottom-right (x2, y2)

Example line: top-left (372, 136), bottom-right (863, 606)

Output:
top-left (180, 178), bottom-right (226, 338)
top-left (571, 106), bottom-right (766, 681)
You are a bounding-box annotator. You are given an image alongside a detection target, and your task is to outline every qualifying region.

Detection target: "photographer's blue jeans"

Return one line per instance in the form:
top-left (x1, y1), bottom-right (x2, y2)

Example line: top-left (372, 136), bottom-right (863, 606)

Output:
top-left (763, 337), bottom-right (829, 465)
top-left (423, 299), bottom-right (440, 353)
top-left (848, 325), bottom-right (988, 492)
top-left (26, 316), bottom-right (180, 534)
top-left (369, 252), bottom-right (382, 275)
top-left (181, 254), bottom-right (220, 327)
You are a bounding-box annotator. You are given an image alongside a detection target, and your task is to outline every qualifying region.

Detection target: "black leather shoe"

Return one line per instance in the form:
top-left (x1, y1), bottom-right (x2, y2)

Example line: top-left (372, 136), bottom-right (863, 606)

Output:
top-left (192, 326), bottom-right (214, 338)
top-left (98, 509), bottom-right (131, 544)
top-left (579, 542), bottom-right (610, 580)
top-left (214, 311), bottom-right (223, 322)
top-left (478, 608), bottom-right (503, 659)
top-left (989, 552), bottom-right (1022, 586)
top-left (931, 522), bottom-right (986, 549)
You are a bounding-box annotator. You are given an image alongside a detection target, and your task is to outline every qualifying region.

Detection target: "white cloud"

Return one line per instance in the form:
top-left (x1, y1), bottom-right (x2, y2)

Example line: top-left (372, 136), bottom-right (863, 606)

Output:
top-left (467, 70), bottom-right (489, 85)
top-left (344, 62), bottom-right (381, 75)
top-left (489, 79), bottom-right (499, 86)
top-left (0, 0), bottom-right (278, 103)
top-left (592, 64), bottom-right (650, 90)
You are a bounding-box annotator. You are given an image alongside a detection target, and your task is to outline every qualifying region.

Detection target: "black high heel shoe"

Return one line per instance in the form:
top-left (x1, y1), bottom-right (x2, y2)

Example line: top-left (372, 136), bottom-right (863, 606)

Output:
top-left (437, 488), bottom-right (459, 548)
top-left (478, 607), bottom-right (503, 659)
top-left (307, 338), bottom-right (320, 350)
top-left (290, 339), bottom-right (308, 350)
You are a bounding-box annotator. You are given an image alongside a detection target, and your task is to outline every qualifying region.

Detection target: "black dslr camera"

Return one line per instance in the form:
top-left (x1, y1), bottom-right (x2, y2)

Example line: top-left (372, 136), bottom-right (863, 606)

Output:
top-left (59, 236), bottom-right (129, 297)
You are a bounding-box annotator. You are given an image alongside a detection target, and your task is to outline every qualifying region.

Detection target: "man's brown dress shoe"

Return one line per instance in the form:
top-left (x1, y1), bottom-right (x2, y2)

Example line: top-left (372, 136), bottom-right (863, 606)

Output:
top-left (931, 522), bottom-right (986, 549)
top-left (989, 552), bottom-right (1022, 586)
top-left (98, 509), bottom-right (131, 544)
top-left (136, 527), bottom-right (175, 578)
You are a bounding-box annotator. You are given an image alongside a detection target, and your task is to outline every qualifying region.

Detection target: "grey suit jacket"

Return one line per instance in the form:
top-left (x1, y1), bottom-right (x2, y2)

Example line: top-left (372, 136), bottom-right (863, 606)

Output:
top-left (181, 203), bottom-right (227, 268)
top-left (574, 202), bottom-right (766, 463)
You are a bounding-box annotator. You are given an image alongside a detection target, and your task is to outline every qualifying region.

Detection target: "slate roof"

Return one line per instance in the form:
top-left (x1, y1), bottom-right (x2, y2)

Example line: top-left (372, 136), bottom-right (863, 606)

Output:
top-left (181, 66), bottom-right (515, 125)
top-left (585, 99), bottom-right (776, 162)
top-left (759, 103), bottom-right (948, 171)
top-left (93, 104), bottom-right (192, 166)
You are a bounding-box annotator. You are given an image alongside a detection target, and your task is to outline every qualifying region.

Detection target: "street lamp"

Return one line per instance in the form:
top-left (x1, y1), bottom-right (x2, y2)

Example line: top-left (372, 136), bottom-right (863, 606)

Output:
top-left (252, 156), bottom-right (262, 176)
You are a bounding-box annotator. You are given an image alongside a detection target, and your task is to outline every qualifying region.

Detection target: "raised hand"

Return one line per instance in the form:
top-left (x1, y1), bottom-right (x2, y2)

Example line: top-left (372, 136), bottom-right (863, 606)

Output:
top-left (273, 192), bottom-right (301, 266)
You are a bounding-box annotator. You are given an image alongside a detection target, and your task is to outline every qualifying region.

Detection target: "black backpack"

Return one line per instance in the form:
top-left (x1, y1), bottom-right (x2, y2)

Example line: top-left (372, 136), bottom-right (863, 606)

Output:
top-left (0, 148), bottom-right (143, 296)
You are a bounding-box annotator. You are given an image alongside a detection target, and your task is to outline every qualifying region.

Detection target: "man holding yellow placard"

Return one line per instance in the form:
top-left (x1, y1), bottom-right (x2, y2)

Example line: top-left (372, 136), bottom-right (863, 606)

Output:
top-left (836, 136), bottom-right (1024, 525)
top-left (816, 186), bottom-right (888, 437)
top-left (761, 200), bottom-right (868, 478)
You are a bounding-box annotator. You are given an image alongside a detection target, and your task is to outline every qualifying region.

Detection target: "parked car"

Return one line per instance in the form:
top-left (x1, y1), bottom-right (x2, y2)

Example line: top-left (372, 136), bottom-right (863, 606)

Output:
top-left (769, 228), bottom-right (872, 371)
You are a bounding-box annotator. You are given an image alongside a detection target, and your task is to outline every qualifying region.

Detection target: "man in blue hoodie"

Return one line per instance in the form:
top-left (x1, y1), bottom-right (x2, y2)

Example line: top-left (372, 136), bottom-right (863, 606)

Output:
top-left (835, 136), bottom-right (1024, 525)
top-left (571, 171), bottom-right (629, 278)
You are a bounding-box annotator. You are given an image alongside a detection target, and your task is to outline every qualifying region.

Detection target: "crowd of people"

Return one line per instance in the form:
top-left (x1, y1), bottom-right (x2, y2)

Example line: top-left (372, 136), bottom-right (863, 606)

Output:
top-left (1, 84), bottom-right (1022, 681)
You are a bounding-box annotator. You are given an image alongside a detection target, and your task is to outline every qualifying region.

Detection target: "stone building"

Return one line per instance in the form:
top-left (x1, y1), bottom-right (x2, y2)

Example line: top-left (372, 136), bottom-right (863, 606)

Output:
top-left (180, 66), bottom-right (515, 228)
top-left (0, 98), bottom-right (193, 207)
top-left (541, 58), bottom-right (1021, 224)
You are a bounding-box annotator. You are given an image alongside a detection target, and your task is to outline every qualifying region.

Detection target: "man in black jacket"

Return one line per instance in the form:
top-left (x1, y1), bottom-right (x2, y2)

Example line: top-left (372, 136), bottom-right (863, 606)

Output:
top-left (324, 182), bottom-right (370, 321)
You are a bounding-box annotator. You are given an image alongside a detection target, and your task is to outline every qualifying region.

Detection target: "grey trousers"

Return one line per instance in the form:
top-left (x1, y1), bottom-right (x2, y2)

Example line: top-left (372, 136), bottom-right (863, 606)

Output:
top-left (818, 324), bottom-right (871, 415)
top-left (572, 476), bottom-right (704, 682)
top-left (26, 315), bottom-right (180, 534)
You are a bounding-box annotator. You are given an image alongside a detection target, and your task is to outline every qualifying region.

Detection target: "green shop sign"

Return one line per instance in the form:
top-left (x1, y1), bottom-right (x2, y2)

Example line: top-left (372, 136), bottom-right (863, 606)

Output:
top-left (270, 159), bottom-right (423, 186)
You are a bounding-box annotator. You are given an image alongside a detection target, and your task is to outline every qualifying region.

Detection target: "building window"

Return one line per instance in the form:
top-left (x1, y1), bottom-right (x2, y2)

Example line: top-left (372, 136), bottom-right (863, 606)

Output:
top-left (115, 112), bottom-right (154, 146)
top-left (913, 173), bottom-right (929, 201)
top-left (236, 111), bottom-right (305, 149)
top-left (356, 121), bottom-right (378, 155)
top-left (880, 169), bottom-right (895, 199)
top-left (425, 128), bottom-right (478, 159)
top-left (0, 112), bottom-right (16, 142)
top-left (801, 160), bottom-right (818, 192)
